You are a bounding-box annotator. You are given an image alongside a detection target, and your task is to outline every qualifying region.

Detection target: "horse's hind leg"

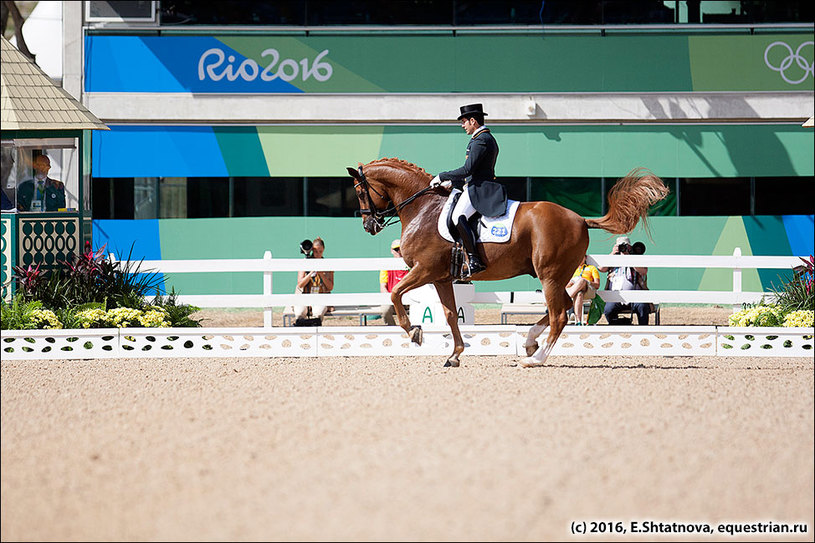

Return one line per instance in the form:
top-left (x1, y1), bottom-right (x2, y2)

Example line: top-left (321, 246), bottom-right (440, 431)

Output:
top-left (521, 284), bottom-right (570, 368)
top-left (434, 281), bottom-right (464, 367)
top-left (524, 313), bottom-right (550, 357)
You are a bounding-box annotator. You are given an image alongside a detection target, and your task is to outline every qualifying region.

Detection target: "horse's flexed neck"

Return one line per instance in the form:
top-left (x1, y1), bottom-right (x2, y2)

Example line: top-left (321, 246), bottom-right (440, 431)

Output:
top-left (365, 158), bottom-right (432, 207)
top-left (353, 158), bottom-right (441, 230)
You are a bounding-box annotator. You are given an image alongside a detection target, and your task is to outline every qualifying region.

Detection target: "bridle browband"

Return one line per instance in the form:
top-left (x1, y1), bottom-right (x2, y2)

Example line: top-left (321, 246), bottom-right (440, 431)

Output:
top-left (354, 165), bottom-right (434, 229)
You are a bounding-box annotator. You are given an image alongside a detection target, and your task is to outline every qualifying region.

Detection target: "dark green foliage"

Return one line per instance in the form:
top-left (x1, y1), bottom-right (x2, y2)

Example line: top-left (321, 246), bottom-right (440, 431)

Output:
top-left (5, 245), bottom-right (200, 329)
top-left (151, 289), bottom-right (202, 328)
top-left (770, 255), bottom-right (814, 313)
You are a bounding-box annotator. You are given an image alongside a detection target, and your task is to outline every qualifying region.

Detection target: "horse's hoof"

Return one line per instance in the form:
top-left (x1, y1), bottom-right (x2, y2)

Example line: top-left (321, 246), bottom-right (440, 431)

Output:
top-left (443, 358), bottom-right (460, 368)
top-left (524, 344), bottom-right (538, 357)
top-left (519, 357), bottom-right (545, 368)
top-left (409, 325), bottom-right (423, 345)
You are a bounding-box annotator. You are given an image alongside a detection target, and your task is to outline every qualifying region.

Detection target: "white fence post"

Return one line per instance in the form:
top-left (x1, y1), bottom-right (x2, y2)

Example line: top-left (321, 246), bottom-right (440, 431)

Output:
top-left (732, 247), bottom-right (742, 312)
top-left (263, 250), bottom-right (273, 328)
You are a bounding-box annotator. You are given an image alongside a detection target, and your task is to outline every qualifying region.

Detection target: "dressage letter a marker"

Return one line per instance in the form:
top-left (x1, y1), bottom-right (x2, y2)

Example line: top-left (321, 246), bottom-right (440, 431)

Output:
top-left (422, 306), bottom-right (434, 323)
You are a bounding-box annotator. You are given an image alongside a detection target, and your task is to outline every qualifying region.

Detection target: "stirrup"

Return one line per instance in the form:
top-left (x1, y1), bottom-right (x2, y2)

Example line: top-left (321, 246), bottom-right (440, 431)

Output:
top-left (462, 255), bottom-right (486, 279)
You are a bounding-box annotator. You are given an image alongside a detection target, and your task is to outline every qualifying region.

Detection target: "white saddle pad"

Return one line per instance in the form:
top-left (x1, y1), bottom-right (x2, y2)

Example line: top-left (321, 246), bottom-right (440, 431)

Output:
top-left (437, 192), bottom-right (521, 243)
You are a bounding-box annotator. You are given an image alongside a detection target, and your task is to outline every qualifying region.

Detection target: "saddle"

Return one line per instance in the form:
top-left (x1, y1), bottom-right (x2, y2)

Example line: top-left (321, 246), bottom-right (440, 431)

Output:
top-left (439, 190), bottom-right (521, 279)
top-left (437, 191), bottom-right (520, 244)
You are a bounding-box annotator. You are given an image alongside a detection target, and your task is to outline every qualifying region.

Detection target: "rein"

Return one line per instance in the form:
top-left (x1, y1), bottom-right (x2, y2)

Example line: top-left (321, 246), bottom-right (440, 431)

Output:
top-left (355, 166), bottom-right (434, 228)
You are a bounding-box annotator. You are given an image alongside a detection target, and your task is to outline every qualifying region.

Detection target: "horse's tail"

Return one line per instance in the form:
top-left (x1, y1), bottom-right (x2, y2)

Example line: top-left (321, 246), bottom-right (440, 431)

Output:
top-left (585, 167), bottom-right (669, 235)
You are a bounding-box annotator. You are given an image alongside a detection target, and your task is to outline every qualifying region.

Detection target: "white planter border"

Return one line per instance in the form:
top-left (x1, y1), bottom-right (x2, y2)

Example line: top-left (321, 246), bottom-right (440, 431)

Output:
top-left (2, 325), bottom-right (812, 360)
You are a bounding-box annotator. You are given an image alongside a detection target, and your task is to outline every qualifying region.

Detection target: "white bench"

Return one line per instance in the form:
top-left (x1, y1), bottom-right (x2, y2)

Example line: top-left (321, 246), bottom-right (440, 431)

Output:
top-left (282, 305), bottom-right (384, 326)
top-left (500, 301), bottom-right (661, 325)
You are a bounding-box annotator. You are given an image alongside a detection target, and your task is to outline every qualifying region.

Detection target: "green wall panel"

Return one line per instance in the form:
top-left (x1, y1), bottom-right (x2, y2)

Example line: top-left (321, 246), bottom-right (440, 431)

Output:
top-left (244, 125), bottom-right (814, 179)
top-left (214, 127), bottom-right (269, 177)
top-left (258, 126), bottom-right (384, 176)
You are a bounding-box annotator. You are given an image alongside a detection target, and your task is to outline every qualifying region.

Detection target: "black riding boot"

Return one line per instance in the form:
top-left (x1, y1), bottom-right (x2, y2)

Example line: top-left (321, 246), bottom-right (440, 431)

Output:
top-left (456, 216), bottom-right (486, 278)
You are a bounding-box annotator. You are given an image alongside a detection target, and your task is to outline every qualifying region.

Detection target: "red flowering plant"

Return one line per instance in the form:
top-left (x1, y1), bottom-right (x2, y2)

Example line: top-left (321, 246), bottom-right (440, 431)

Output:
top-left (11, 263), bottom-right (45, 294)
top-left (770, 254), bottom-right (815, 313)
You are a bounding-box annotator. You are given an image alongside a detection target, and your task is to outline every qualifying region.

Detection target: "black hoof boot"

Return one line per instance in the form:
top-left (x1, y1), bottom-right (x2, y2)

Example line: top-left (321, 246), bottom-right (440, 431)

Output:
top-left (408, 325), bottom-right (423, 345)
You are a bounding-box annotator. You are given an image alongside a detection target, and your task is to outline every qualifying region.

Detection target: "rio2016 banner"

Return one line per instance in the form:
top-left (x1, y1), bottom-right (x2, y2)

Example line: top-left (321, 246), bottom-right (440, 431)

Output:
top-left (85, 34), bottom-right (813, 93)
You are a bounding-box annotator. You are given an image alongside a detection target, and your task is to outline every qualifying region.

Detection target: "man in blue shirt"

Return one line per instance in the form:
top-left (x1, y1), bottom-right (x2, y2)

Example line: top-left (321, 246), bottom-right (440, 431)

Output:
top-left (17, 154), bottom-right (66, 212)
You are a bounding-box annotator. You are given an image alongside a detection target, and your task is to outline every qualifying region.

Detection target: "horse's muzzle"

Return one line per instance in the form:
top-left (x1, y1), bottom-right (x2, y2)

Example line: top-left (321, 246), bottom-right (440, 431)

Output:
top-left (363, 216), bottom-right (383, 235)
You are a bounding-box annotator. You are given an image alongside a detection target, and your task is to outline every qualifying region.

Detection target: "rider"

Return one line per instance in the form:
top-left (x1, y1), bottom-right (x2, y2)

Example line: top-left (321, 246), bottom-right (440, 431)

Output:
top-left (430, 103), bottom-right (505, 278)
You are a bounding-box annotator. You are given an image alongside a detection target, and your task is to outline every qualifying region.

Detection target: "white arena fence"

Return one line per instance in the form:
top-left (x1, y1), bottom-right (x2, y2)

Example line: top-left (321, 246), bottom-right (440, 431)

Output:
top-left (118, 247), bottom-right (805, 320)
top-left (1, 248), bottom-right (812, 360)
top-left (1, 325), bottom-right (811, 360)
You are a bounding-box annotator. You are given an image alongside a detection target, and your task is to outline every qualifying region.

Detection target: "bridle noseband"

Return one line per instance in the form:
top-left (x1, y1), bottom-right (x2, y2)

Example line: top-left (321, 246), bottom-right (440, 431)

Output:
top-left (354, 165), bottom-right (434, 229)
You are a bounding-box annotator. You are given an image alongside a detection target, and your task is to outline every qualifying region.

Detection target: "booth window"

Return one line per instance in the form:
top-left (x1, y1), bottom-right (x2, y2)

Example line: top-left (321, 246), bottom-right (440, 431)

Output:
top-left (1, 138), bottom-right (79, 213)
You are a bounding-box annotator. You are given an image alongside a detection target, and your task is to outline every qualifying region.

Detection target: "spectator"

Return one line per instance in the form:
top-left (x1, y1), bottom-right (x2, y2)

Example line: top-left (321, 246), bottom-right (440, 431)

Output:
top-left (379, 238), bottom-right (409, 325)
top-left (565, 253), bottom-right (600, 325)
top-left (17, 154), bottom-right (66, 212)
top-left (292, 237), bottom-right (334, 326)
top-left (598, 236), bottom-right (651, 325)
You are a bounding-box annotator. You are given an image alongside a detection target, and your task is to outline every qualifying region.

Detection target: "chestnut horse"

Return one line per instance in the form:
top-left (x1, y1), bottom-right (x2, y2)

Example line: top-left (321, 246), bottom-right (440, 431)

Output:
top-left (348, 159), bottom-right (668, 368)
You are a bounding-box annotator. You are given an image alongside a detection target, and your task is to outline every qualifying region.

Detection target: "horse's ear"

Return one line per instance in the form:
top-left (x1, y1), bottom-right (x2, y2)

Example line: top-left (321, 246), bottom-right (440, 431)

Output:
top-left (347, 167), bottom-right (360, 179)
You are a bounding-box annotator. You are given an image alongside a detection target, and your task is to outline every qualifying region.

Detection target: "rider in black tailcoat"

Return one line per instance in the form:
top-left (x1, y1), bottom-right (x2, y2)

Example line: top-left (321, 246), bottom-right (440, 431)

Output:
top-left (430, 103), bottom-right (506, 278)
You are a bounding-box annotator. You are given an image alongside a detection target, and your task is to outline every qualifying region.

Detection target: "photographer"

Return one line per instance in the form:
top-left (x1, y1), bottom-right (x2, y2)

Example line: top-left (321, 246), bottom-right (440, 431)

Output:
top-left (292, 237), bottom-right (334, 326)
top-left (598, 236), bottom-right (651, 325)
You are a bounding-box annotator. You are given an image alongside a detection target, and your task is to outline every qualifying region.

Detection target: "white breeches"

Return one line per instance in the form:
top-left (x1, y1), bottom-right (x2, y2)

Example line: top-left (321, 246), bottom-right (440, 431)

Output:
top-left (451, 186), bottom-right (477, 223)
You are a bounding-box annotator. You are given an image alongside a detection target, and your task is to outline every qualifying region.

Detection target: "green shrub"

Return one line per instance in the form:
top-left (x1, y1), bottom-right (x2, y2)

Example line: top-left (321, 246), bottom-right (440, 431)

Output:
top-left (4, 246), bottom-right (200, 330)
top-left (770, 255), bottom-right (814, 313)
top-left (1, 296), bottom-right (45, 330)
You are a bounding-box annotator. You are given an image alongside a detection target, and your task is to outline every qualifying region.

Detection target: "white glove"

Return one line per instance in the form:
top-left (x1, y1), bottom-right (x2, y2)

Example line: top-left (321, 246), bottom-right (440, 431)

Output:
top-left (429, 175), bottom-right (442, 188)
top-left (441, 180), bottom-right (452, 189)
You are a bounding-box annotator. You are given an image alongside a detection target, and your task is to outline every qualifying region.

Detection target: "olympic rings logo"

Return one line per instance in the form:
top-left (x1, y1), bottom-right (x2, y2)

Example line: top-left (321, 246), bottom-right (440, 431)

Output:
top-left (764, 41), bottom-right (814, 85)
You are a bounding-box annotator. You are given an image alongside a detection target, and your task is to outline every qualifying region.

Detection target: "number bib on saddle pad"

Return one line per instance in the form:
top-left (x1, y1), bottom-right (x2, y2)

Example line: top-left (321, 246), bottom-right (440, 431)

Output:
top-left (437, 191), bottom-right (521, 243)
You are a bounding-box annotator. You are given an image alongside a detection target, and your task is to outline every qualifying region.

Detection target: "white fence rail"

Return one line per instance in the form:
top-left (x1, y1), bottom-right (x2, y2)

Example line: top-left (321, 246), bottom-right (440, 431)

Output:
top-left (2, 325), bottom-right (812, 360)
top-left (119, 248), bottom-right (805, 326)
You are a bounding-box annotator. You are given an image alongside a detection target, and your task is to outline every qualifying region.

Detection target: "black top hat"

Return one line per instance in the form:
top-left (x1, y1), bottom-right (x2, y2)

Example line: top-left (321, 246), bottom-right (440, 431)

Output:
top-left (457, 103), bottom-right (488, 120)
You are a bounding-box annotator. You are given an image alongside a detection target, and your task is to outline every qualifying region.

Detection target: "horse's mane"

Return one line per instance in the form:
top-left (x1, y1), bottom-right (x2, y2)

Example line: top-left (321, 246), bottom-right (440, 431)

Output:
top-left (366, 158), bottom-right (431, 179)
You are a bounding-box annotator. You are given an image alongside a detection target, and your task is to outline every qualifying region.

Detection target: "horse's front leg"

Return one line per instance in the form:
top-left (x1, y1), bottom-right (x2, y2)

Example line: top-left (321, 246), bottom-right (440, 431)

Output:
top-left (433, 281), bottom-right (464, 367)
top-left (390, 265), bottom-right (434, 345)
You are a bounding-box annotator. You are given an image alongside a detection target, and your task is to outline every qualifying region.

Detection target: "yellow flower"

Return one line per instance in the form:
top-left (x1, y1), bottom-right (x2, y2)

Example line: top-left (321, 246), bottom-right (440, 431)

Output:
top-left (29, 309), bottom-right (62, 329)
top-left (783, 310), bottom-right (814, 328)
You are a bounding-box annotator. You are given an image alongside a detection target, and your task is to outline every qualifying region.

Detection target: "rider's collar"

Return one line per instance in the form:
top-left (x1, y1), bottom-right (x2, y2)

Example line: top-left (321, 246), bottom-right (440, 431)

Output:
top-left (471, 125), bottom-right (489, 139)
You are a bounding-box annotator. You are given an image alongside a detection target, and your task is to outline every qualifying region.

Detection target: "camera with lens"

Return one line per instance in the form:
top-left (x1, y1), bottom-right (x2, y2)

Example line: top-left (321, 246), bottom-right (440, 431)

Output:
top-left (300, 239), bottom-right (314, 258)
top-left (614, 243), bottom-right (631, 254)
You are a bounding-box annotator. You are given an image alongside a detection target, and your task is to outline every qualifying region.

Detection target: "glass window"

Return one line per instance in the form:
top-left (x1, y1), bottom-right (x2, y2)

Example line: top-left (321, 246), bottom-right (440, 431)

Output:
top-left (679, 177), bottom-right (750, 216)
top-left (532, 177), bottom-right (604, 217)
top-left (152, 0), bottom-right (814, 26)
top-left (306, 178), bottom-right (359, 217)
top-left (755, 176), bottom-right (815, 215)
top-left (187, 177), bottom-right (229, 218)
top-left (2, 139), bottom-right (80, 213)
top-left (89, 174), bottom-right (812, 220)
top-left (233, 177), bottom-right (303, 217)
top-left (160, 0), bottom-right (306, 25)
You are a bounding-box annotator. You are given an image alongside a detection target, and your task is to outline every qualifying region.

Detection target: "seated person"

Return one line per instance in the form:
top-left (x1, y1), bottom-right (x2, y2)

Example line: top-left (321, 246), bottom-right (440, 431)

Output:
top-left (565, 253), bottom-right (600, 325)
top-left (380, 238), bottom-right (409, 325)
top-left (292, 237), bottom-right (334, 325)
top-left (17, 155), bottom-right (66, 211)
top-left (598, 236), bottom-right (651, 325)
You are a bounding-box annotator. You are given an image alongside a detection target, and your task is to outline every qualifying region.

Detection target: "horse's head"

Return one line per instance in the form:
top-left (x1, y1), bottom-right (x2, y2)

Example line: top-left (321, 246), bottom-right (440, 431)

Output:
top-left (347, 165), bottom-right (391, 235)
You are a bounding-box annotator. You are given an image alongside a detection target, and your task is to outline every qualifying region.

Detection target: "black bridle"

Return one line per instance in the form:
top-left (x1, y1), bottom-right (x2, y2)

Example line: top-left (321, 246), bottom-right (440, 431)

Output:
top-left (354, 165), bottom-right (434, 229)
